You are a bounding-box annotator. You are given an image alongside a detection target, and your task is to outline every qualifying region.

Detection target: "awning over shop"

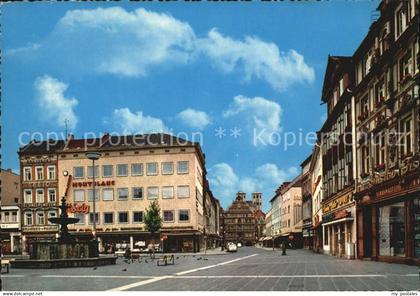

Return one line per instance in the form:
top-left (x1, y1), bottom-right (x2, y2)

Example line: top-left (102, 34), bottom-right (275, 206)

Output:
top-left (322, 217), bottom-right (354, 227)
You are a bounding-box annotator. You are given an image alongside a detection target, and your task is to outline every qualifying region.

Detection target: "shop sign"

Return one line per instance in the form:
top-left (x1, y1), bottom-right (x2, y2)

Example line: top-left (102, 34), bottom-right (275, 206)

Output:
top-left (22, 181), bottom-right (58, 189)
top-left (23, 225), bottom-right (58, 232)
top-left (322, 210), bottom-right (351, 223)
top-left (376, 176), bottom-right (420, 199)
top-left (67, 203), bottom-right (90, 214)
top-left (23, 202), bottom-right (57, 209)
top-left (322, 193), bottom-right (352, 214)
top-left (22, 157), bottom-right (56, 164)
top-left (72, 180), bottom-right (115, 188)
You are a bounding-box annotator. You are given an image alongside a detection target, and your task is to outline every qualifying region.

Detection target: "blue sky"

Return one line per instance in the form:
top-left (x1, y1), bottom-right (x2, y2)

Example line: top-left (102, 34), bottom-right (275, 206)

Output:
top-left (2, 1), bottom-right (380, 211)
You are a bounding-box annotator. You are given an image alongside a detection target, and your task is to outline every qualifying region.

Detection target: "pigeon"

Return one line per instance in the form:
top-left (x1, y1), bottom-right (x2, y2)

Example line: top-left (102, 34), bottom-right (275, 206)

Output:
top-left (176, 257), bottom-right (179, 260)
top-left (145, 259), bottom-right (148, 263)
top-left (197, 257), bottom-right (202, 260)
top-left (93, 267), bottom-right (97, 270)
top-left (122, 268), bottom-right (127, 271)
top-left (203, 258), bottom-right (208, 261)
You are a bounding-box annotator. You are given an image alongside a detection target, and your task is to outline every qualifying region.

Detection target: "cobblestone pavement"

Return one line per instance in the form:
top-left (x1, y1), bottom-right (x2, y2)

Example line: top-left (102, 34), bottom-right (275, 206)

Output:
top-left (2, 247), bottom-right (419, 291)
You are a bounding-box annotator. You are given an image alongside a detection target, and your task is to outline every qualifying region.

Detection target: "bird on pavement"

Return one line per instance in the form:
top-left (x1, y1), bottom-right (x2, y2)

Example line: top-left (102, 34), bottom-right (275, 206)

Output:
top-left (145, 259), bottom-right (148, 263)
top-left (93, 267), bottom-right (97, 270)
top-left (203, 258), bottom-right (208, 261)
top-left (197, 257), bottom-right (202, 260)
top-left (122, 268), bottom-right (127, 271)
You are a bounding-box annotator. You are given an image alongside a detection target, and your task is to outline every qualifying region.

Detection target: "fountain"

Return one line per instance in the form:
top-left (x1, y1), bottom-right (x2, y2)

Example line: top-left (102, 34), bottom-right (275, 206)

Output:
top-left (11, 196), bottom-right (117, 269)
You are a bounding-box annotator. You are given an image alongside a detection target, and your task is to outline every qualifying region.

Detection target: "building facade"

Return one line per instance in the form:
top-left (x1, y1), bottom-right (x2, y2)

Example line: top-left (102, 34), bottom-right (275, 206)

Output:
top-left (353, 0), bottom-right (419, 265)
top-left (0, 169), bottom-right (21, 254)
top-left (310, 143), bottom-right (324, 253)
top-left (19, 133), bottom-right (213, 253)
top-left (301, 155), bottom-right (313, 250)
top-left (224, 192), bottom-right (257, 245)
top-left (320, 56), bottom-right (357, 259)
top-left (279, 178), bottom-right (303, 248)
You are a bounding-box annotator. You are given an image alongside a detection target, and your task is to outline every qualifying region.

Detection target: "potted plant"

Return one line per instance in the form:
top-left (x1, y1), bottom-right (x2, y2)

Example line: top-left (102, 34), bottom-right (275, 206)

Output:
top-left (375, 163), bottom-right (385, 172)
top-left (360, 172), bottom-right (370, 179)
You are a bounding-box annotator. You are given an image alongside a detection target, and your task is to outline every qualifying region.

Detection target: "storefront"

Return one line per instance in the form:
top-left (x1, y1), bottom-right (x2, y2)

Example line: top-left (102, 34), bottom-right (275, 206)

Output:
top-left (356, 170), bottom-right (420, 265)
top-left (321, 190), bottom-right (356, 259)
top-left (311, 215), bottom-right (323, 253)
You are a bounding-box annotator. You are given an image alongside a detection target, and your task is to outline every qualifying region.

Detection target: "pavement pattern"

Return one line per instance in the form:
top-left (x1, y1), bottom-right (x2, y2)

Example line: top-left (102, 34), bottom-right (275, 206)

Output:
top-left (2, 247), bottom-right (419, 291)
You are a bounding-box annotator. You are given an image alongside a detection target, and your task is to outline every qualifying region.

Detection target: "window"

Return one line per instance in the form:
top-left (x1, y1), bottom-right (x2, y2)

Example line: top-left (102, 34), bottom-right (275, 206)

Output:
top-left (3, 212), bottom-right (9, 222)
top-left (117, 188), bottom-right (128, 200)
top-left (75, 213), bottom-right (85, 224)
top-left (87, 166), bottom-right (99, 178)
top-left (177, 186), bottom-right (190, 198)
top-left (102, 165), bottom-right (113, 177)
top-left (47, 166), bottom-right (56, 180)
top-left (401, 117), bottom-right (412, 156)
top-left (288, 219), bottom-right (290, 228)
top-left (102, 188), bottom-right (114, 201)
top-left (163, 210), bottom-right (174, 222)
top-left (362, 145), bottom-right (370, 174)
top-left (89, 213), bottom-right (99, 225)
top-left (118, 212), bottom-right (128, 223)
top-left (48, 211), bottom-right (57, 224)
top-left (146, 163), bottom-right (158, 176)
top-left (117, 164), bottom-right (128, 176)
top-left (25, 212), bottom-right (33, 225)
top-left (11, 212), bottom-right (17, 222)
top-left (87, 189), bottom-right (100, 201)
top-left (74, 190), bottom-right (85, 202)
top-left (48, 189), bottom-right (56, 202)
top-left (36, 212), bottom-right (45, 225)
top-left (24, 189), bottom-right (32, 203)
top-left (162, 186), bottom-right (174, 199)
top-left (147, 187), bottom-right (159, 199)
top-left (179, 210), bottom-right (190, 222)
top-left (131, 164), bottom-right (143, 176)
top-left (104, 213), bottom-right (114, 224)
top-left (338, 158), bottom-right (345, 190)
top-left (399, 51), bottom-right (412, 82)
top-left (36, 166), bottom-right (43, 180)
top-left (133, 211), bottom-right (144, 223)
top-left (36, 189), bottom-right (44, 203)
top-left (375, 134), bottom-right (386, 166)
top-left (24, 167), bottom-right (32, 181)
top-left (74, 167), bottom-right (84, 179)
top-left (177, 161), bottom-right (189, 174)
top-left (288, 205), bottom-right (290, 214)
top-left (162, 162), bottom-right (174, 175)
top-left (132, 187), bottom-right (143, 200)
top-left (396, 2), bottom-right (411, 38)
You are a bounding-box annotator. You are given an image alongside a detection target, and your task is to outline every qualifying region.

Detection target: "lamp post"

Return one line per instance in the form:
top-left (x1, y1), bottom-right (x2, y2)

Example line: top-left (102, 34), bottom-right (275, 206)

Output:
top-left (86, 152), bottom-right (101, 240)
top-left (271, 225), bottom-right (274, 251)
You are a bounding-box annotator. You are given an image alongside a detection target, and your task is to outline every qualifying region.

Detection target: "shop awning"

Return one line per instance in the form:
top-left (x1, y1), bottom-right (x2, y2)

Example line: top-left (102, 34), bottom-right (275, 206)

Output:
top-left (322, 217), bottom-right (354, 226)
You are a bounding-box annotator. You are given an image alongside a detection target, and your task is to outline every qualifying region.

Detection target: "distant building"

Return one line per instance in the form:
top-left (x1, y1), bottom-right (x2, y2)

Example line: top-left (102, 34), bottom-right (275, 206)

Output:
top-left (224, 192), bottom-right (263, 245)
top-left (0, 169), bottom-right (21, 254)
top-left (301, 155), bottom-right (313, 250)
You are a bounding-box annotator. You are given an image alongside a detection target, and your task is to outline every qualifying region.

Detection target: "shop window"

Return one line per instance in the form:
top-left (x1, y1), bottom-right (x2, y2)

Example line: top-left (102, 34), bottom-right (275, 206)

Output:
top-left (379, 202), bottom-right (406, 257)
top-left (324, 228), bottom-right (329, 245)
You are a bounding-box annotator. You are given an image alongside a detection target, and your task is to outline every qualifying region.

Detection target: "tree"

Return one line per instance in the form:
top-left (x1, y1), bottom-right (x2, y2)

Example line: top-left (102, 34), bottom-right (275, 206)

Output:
top-left (144, 201), bottom-right (162, 255)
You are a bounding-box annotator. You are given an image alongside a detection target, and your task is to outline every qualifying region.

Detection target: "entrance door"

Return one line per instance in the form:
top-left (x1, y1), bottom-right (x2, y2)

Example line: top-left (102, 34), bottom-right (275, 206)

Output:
top-left (339, 225), bottom-right (345, 257)
top-left (363, 207), bottom-right (372, 257)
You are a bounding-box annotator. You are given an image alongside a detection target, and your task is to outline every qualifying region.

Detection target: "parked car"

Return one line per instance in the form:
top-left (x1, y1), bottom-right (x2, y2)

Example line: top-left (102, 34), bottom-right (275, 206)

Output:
top-left (227, 242), bottom-right (238, 252)
top-left (237, 242), bottom-right (242, 248)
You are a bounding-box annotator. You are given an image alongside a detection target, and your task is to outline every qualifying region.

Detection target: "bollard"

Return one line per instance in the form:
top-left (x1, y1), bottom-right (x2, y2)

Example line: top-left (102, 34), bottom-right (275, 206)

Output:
top-left (281, 242), bottom-right (287, 256)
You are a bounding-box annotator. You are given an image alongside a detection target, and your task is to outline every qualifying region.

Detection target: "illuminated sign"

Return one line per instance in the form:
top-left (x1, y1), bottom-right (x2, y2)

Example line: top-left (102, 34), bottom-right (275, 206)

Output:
top-left (72, 180), bottom-right (115, 188)
top-left (67, 203), bottom-right (90, 214)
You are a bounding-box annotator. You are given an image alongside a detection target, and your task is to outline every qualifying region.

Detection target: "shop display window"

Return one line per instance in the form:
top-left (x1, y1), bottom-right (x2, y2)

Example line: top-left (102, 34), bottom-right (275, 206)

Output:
top-left (379, 202), bottom-right (405, 257)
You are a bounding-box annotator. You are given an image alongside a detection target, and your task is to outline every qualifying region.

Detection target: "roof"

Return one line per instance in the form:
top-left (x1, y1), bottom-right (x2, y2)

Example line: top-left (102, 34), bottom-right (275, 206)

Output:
top-left (321, 56), bottom-right (352, 103)
top-left (300, 154), bottom-right (312, 168)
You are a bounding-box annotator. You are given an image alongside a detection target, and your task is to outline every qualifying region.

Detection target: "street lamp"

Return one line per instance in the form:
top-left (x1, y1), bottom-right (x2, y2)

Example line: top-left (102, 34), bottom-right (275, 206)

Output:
top-left (86, 152), bottom-right (101, 240)
top-left (271, 225), bottom-right (274, 251)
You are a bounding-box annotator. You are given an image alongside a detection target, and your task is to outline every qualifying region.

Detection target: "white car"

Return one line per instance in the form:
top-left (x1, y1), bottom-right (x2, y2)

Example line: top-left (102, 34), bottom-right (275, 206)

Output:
top-left (227, 242), bottom-right (238, 252)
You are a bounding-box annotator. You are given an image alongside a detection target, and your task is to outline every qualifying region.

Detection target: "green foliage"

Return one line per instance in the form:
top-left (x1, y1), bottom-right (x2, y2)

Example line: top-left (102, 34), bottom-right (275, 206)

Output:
top-left (144, 200), bottom-right (162, 234)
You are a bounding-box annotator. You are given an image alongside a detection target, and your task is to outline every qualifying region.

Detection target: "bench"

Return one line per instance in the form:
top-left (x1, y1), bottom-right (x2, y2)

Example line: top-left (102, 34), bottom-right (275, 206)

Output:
top-left (156, 255), bottom-right (174, 266)
top-left (1, 260), bottom-right (10, 273)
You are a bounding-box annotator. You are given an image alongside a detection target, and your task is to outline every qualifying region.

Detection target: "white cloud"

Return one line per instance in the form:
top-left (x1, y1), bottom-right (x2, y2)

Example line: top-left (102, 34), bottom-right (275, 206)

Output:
top-left (197, 29), bottom-right (315, 91)
top-left (208, 162), bottom-right (299, 209)
top-left (223, 95), bottom-right (282, 144)
top-left (35, 75), bottom-right (78, 130)
top-left (111, 108), bottom-right (169, 134)
top-left (11, 7), bottom-right (314, 91)
top-left (176, 108), bottom-right (212, 130)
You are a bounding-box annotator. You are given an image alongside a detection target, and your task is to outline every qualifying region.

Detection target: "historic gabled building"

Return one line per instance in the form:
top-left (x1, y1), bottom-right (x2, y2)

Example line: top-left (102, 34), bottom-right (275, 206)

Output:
top-left (301, 155), bottom-right (313, 250)
top-left (320, 56), bottom-right (357, 259)
top-left (353, 0), bottom-right (419, 265)
top-left (224, 192), bottom-right (258, 245)
top-left (310, 142), bottom-right (324, 253)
